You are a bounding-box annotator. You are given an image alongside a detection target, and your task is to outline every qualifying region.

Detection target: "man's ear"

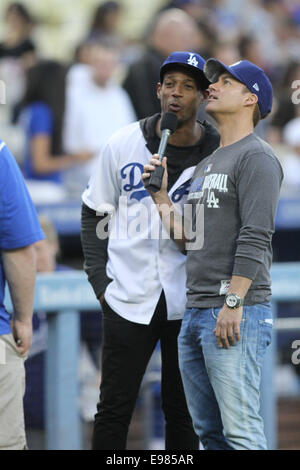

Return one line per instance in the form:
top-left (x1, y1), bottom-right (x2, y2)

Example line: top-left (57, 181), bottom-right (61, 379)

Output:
top-left (202, 89), bottom-right (210, 100)
top-left (157, 82), bottom-right (162, 99)
top-left (244, 92), bottom-right (258, 108)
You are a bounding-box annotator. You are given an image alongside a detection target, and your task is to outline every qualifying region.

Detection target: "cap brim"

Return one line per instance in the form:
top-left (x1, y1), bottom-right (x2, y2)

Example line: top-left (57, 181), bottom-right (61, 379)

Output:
top-left (160, 63), bottom-right (210, 90)
top-left (204, 59), bottom-right (239, 84)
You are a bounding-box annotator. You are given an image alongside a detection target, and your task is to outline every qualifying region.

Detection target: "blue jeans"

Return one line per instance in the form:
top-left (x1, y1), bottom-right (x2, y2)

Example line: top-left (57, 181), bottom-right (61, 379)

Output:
top-left (178, 303), bottom-right (273, 450)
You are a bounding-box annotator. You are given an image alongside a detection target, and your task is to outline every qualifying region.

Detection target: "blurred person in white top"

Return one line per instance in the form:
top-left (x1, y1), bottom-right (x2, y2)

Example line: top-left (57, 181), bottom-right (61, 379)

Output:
top-left (63, 40), bottom-right (136, 198)
top-left (281, 117), bottom-right (300, 195)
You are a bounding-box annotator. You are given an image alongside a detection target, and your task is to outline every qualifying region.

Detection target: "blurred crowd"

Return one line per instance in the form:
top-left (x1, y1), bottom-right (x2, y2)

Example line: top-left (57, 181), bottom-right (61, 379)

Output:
top-left (0, 0), bottom-right (300, 201)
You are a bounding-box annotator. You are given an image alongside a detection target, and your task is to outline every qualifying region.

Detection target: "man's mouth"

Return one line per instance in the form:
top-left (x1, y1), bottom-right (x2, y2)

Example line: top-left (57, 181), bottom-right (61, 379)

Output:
top-left (168, 103), bottom-right (181, 112)
top-left (208, 94), bottom-right (218, 101)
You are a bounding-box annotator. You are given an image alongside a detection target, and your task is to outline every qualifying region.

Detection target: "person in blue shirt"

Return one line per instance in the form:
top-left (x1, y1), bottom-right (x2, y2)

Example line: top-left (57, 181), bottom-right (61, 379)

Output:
top-left (19, 60), bottom-right (92, 185)
top-left (0, 140), bottom-right (44, 450)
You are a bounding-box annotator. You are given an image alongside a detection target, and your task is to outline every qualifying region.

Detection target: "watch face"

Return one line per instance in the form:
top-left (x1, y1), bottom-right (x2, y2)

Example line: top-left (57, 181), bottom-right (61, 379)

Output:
top-left (226, 294), bottom-right (238, 308)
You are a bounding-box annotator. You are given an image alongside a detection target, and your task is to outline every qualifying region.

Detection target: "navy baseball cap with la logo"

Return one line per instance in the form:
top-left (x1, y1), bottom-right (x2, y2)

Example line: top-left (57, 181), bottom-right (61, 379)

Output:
top-left (204, 59), bottom-right (273, 118)
top-left (160, 51), bottom-right (210, 90)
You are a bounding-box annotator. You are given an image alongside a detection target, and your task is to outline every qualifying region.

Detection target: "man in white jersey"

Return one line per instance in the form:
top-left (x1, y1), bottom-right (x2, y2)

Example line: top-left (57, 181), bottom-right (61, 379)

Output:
top-left (81, 51), bottom-right (220, 449)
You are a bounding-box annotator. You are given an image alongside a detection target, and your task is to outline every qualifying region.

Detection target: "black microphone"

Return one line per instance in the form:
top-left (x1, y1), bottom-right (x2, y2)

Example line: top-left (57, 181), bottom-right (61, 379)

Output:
top-left (144, 112), bottom-right (178, 193)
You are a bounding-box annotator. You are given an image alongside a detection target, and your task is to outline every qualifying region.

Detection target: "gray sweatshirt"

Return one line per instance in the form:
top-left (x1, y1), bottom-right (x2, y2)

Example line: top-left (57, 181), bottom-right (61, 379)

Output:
top-left (185, 133), bottom-right (283, 308)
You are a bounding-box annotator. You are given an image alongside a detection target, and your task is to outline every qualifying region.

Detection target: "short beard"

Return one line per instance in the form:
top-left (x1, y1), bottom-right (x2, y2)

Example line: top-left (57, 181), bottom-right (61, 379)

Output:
top-left (176, 118), bottom-right (185, 129)
top-left (176, 112), bottom-right (197, 129)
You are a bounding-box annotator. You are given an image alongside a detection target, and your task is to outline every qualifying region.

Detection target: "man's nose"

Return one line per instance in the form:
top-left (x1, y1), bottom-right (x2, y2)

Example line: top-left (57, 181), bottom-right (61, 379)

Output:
top-left (209, 82), bottom-right (218, 92)
top-left (172, 84), bottom-right (183, 96)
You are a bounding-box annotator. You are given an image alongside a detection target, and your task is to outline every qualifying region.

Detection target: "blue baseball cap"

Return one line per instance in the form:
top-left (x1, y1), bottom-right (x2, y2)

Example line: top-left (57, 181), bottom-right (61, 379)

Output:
top-left (204, 59), bottom-right (273, 118)
top-left (160, 51), bottom-right (210, 91)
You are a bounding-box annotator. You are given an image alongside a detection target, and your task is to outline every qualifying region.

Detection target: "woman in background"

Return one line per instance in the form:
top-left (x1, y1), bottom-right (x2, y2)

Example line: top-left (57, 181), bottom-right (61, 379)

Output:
top-left (0, 3), bottom-right (37, 135)
top-left (0, 2), bottom-right (36, 67)
top-left (19, 60), bottom-right (92, 197)
top-left (88, 1), bottom-right (122, 44)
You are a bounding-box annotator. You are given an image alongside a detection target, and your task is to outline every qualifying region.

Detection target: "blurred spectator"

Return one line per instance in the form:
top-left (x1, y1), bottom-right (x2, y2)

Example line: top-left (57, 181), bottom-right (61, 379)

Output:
top-left (211, 40), bottom-right (240, 65)
top-left (206, 0), bottom-right (240, 41)
top-left (74, 38), bottom-right (98, 66)
top-left (160, 1), bottom-right (216, 58)
top-left (269, 60), bottom-right (300, 143)
top-left (275, 15), bottom-right (300, 63)
top-left (0, 2), bottom-right (36, 118)
top-left (72, 1), bottom-right (125, 91)
top-left (0, 2), bottom-right (35, 62)
top-left (63, 41), bottom-right (136, 198)
top-left (289, 0), bottom-right (300, 27)
top-left (67, 38), bottom-right (101, 113)
top-left (67, 40), bottom-right (98, 111)
top-left (161, 0), bottom-right (208, 19)
top-left (236, 0), bottom-right (284, 67)
top-left (122, 8), bottom-right (201, 119)
top-left (281, 117), bottom-right (300, 195)
top-left (18, 60), bottom-right (92, 203)
top-left (0, 2), bottom-right (37, 162)
top-left (194, 18), bottom-right (217, 59)
top-left (238, 34), bottom-right (266, 69)
top-left (87, 1), bottom-right (122, 47)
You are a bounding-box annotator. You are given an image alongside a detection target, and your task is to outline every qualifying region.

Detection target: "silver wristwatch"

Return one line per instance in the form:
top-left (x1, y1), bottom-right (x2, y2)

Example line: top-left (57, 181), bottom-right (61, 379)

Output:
top-left (225, 293), bottom-right (244, 309)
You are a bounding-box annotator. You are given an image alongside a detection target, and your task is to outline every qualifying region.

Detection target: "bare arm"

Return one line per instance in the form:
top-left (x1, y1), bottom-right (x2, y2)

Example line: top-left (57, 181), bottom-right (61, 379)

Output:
top-left (31, 135), bottom-right (93, 175)
top-left (2, 245), bottom-right (37, 355)
top-left (142, 155), bottom-right (187, 252)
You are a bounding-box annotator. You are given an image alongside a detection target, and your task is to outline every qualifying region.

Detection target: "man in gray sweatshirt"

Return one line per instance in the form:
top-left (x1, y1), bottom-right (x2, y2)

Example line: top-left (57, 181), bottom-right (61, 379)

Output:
top-left (143, 59), bottom-right (283, 450)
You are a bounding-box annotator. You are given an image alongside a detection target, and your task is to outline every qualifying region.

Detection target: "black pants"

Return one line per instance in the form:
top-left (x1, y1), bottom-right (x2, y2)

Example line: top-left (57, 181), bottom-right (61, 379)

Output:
top-left (92, 292), bottom-right (199, 450)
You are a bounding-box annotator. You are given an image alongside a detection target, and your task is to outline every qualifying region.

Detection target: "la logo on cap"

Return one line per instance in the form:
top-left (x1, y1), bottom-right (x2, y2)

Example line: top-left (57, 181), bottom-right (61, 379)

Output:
top-left (253, 83), bottom-right (259, 91)
top-left (187, 53), bottom-right (198, 67)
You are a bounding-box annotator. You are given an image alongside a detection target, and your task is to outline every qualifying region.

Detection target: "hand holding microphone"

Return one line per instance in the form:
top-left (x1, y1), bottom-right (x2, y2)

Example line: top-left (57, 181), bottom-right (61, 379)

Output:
top-left (143, 154), bottom-right (168, 199)
top-left (143, 112), bottom-right (178, 193)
